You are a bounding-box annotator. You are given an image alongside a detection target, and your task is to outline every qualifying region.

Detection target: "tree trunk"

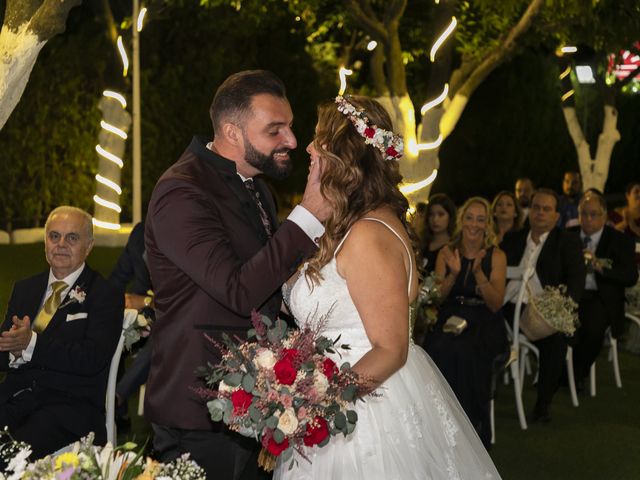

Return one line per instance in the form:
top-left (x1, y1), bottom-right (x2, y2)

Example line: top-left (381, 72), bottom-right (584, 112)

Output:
top-left (0, 0), bottom-right (81, 130)
top-left (563, 104), bottom-right (620, 192)
top-left (0, 24), bottom-right (45, 129)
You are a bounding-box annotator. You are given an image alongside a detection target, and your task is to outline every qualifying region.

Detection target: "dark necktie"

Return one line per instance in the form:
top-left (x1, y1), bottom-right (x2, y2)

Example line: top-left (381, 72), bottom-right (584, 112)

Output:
top-left (244, 179), bottom-right (273, 238)
top-left (583, 235), bottom-right (592, 250)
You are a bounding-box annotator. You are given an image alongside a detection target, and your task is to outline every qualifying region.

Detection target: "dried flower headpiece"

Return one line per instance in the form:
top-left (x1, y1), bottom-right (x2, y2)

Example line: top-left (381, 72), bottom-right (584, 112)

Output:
top-left (335, 95), bottom-right (404, 161)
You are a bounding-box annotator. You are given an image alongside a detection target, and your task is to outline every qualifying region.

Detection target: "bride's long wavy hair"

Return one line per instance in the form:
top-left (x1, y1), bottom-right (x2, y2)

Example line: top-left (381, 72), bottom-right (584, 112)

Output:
top-left (305, 96), bottom-right (412, 285)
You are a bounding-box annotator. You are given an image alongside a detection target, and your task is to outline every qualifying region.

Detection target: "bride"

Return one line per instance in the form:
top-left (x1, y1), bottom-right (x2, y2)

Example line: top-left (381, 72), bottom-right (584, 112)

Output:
top-left (275, 95), bottom-right (501, 479)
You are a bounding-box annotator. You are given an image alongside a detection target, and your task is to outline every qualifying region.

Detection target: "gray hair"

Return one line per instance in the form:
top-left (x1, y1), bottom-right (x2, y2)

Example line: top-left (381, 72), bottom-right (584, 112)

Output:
top-left (579, 191), bottom-right (607, 213)
top-left (45, 206), bottom-right (94, 240)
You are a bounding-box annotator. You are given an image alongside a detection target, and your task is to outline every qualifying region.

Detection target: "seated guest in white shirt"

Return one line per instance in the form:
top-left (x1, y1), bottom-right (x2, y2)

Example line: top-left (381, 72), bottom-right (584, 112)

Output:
top-left (570, 192), bottom-right (638, 389)
top-left (501, 188), bottom-right (585, 423)
top-left (0, 206), bottom-right (123, 460)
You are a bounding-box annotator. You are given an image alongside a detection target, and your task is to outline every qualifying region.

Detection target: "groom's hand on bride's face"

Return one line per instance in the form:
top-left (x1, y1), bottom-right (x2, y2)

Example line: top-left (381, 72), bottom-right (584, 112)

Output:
top-left (301, 158), bottom-right (331, 222)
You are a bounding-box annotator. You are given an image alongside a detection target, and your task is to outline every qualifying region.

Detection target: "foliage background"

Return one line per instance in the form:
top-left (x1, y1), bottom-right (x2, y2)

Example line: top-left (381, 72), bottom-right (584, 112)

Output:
top-left (0, 0), bottom-right (639, 229)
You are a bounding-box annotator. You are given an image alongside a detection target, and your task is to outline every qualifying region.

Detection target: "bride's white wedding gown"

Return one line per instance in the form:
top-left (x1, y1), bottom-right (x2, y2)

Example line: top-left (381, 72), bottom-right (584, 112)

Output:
top-left (275, 218), bottom-right (501, 480)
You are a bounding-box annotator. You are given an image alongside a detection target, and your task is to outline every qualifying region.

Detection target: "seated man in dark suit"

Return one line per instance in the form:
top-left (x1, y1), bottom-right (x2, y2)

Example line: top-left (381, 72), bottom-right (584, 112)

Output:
top-left (571, 192), bottom-right (638, 387)
top-left (0, 206), bottom-right (123, 459)
top-left (501, 188), bottom-right (585, 423)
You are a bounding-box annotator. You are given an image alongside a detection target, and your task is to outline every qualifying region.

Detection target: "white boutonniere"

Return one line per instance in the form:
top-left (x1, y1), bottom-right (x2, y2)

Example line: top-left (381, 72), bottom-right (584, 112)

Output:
top-left (60, 285), bottom-right (86, 309)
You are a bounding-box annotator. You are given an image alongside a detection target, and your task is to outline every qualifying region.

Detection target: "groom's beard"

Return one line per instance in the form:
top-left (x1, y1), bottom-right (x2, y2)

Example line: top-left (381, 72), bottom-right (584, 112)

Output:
top-left (244, 136), bottom-right (292, 180)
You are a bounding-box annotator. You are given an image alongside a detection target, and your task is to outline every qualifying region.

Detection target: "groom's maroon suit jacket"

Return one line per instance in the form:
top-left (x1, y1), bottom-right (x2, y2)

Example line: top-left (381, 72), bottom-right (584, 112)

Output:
top-left (145, 136), bottom-right (316, 430)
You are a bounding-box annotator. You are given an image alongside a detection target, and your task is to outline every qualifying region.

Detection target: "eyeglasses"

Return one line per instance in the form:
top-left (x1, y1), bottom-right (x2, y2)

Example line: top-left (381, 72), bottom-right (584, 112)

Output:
top-left (47, 231), bottom-right (82, 246)
top-left (579, 211), bottom-right (604, 219)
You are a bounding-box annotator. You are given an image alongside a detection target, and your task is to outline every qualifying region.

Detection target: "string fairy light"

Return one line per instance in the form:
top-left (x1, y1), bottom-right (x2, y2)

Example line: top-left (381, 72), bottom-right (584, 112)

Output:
top-left (430, 17), bottom-right (457, 62)
top-left (420, 83), bottom-right (449, 115)
top-left (338, 67), bottom-right (353, 96)
top-left (116, 36), bottom-right (129, 77)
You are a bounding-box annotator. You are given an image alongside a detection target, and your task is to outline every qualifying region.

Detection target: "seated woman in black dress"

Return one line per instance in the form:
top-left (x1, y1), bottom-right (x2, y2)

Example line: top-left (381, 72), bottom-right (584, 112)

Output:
top-left (492, 190), bottom-right (522, 244)
top-left (423, 197), bottom-right (506, 448)
top-left (421, 193), bottom-right (456, 274)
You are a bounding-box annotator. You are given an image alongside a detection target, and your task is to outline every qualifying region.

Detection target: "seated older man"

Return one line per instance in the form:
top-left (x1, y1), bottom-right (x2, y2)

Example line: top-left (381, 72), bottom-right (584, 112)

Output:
top-left (0, 206), bottom-right (123, 459)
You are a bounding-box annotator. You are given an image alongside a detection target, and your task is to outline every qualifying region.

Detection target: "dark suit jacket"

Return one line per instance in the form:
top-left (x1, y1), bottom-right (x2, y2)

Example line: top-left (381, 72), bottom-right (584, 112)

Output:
top-left (0, 265), bottom-right (123, 442)
top-left (569, 225), bottom-right (638, 337)
top-left (500, 227), bottom-right (586, 303)
top-left (144, 136), bottom-right (317, 430)
top-left (108, 222), bottom-right (152, 296)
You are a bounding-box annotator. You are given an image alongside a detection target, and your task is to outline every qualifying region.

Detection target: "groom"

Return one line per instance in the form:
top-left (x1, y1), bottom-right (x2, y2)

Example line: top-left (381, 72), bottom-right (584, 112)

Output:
top-left (144, 70), bottom-right (328, 478)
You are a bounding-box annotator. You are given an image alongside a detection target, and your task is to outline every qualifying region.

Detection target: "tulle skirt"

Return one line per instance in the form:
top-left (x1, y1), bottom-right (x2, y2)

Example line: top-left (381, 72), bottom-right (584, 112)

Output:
top-left (274, 343), bottom-right (501, 480)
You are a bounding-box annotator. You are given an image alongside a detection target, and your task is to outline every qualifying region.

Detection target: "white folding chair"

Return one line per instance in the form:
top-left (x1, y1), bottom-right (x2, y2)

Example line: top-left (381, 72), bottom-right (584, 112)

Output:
top-left (105, 309), bottom-right (138, 445)
top-left (502, 266), bottom-right (530, 431)
top-left (588, 313), bottom-right (640, 396)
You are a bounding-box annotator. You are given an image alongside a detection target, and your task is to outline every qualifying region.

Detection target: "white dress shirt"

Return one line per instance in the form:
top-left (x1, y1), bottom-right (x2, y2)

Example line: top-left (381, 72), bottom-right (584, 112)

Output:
top-left (504, 231), bottom-right (550, 305)
top-left (9, 263), bottom-right (86, 367)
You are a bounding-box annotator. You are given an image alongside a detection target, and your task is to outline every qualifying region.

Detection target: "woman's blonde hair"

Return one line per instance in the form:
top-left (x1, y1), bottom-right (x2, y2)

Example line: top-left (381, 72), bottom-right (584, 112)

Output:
top-left (449, 196), bottom-right (498, 252)
top-left (305, 96), bottom-right (411, 285)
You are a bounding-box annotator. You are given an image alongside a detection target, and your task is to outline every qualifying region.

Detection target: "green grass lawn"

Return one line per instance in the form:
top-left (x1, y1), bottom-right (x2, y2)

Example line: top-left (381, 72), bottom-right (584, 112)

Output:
top-left (2, 245), bottom-right (639, 479)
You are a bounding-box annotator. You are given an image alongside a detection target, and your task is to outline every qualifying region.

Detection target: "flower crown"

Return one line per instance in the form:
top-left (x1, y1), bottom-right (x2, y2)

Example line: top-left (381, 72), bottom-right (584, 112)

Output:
top-left (335, 95), bottom-right (404, 161)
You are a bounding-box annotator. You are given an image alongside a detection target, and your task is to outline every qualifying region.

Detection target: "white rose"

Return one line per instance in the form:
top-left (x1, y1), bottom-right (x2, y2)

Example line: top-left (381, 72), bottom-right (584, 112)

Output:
top-left (277, 408), bottom-right (299, 435)
top-left (254, 348), bottom-right (277, 370)
top-left (218, 381), bottom-right (234, 393)
top-left (313, 370), bottom-right (329, 397)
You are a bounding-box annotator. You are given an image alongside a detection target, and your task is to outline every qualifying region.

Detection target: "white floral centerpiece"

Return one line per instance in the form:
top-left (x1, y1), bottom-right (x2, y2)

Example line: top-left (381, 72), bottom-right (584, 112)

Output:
top-left (0, 430), bottom-right (205, 480)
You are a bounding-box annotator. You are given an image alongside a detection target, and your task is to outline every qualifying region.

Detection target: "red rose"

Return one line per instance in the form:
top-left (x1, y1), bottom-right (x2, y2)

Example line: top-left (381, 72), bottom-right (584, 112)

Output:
top-left (364, 127), bottom-right (375, 138)
top-left (304, 416), bottom-right (329, 447)
top-left (230, 389), bottom-right (253, 416)
top-left (322, 358), bottom-right (338, 380)
top-left (385, 146), bottom-right (398, 158)
top-left (266, 436), bottom-right (290, 456)
top-left (281, 348), bottom-right (299, 362)
top-left (274, 358), bottom-right (297, 385)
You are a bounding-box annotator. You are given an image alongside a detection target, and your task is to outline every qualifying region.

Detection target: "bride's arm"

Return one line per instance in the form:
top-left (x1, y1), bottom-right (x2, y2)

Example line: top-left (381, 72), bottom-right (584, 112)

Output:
top-left (336, 221), bottom-right (411, 394)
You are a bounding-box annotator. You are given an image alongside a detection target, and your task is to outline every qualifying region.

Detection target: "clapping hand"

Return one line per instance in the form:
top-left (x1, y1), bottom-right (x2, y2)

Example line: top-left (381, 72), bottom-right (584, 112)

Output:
top-left (0, 315), bottom-right (33, 356)
top-left (442, 246), bottom-right (462, 276)
top-left (471, 249), bottom-right (487, 275)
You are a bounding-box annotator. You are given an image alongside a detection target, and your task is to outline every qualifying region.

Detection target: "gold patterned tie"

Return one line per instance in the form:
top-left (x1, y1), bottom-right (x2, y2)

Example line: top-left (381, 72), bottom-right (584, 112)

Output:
top-left (33, 281), bottom-right (68, 334)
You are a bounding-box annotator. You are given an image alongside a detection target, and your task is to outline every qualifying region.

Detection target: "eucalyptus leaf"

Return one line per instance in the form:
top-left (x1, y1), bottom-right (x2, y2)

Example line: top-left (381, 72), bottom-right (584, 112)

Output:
top-left (334, 411), bottom-right (347, 430)
top-left (346, 422), bottom-right (356, 435)
top-left (346, 410), bottom-right (358, 423)
top-left (341, 384), bottom-right (357, 402)
top-left (340, 362), bottom-right (352, 371)
top-left (262, 315), bottom-right (272, 327)
top-left (224, 372), bottom-right (242, 387)
top-left (207, 399), bottom-right (225, 422)
top-left (247, 328), bottom-right (256, 338)
top-left (242, 373), bottom-right (256, 392)
top-left (249, 404), bottom-right (263, 423)
top-left (280, 446), bottom-right (294, 464)
top-left (273, 428), bottom-right (285, 444)
top-left (266, 416), bottom-right (279, 429)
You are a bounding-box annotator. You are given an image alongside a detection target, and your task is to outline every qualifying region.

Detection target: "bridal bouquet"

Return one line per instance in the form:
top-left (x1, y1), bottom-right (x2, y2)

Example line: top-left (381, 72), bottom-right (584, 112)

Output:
top-left (197, 310), bottom-right (365, 471)
top-left (0, 430), bottom-right (205, 480)
top-left (521, 285), bottom-right (579, 340)
top-left (123, 310), bottom-right (153, 351)
top-left (416, 271), bottom-right (442, 327)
